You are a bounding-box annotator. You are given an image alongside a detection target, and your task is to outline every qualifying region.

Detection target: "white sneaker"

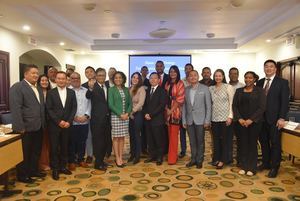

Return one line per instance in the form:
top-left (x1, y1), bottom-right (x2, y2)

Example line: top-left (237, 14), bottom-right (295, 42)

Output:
top-left (246, 171), bottom-right (254, 176)
top-left (238, 170), bottom-right (246, 175)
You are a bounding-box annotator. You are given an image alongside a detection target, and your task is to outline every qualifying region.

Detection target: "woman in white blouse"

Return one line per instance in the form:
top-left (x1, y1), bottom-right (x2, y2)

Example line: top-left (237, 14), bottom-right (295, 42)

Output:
top-left (128, 72), bottom-right (146, 164)
top-left (209, 69), bottom-right (235, 169)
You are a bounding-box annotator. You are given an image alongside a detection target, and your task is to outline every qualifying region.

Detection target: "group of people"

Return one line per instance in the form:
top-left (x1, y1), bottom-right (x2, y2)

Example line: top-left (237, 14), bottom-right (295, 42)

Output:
top-left (9, 59), bottom-right (289, 183)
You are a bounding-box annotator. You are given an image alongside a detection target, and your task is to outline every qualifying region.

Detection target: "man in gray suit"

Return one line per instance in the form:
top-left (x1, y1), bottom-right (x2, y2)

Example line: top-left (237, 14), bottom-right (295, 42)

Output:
top-left (182, 70), bottom-right (211, 169)
top-left (9, 64), bottom-right (46, 183)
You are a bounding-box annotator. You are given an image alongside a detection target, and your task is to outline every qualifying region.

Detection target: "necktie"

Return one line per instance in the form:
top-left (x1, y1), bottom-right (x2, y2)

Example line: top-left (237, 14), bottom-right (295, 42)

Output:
top-left (150, 87), bottom-right (154, 96)
top-left (264, 78), bottom-right (271, 95)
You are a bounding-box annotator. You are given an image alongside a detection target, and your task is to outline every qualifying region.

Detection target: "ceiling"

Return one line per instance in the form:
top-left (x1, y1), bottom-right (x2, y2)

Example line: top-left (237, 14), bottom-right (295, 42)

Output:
top-left (0, 0), bottom-right (300, 54)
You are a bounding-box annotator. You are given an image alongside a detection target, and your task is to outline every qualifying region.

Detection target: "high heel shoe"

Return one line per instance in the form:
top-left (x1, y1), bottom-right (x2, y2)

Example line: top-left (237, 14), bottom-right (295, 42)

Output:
top-left (115, 160), bottom-right (125, 168)
top-left (216, 162), bottom-right (224, 169)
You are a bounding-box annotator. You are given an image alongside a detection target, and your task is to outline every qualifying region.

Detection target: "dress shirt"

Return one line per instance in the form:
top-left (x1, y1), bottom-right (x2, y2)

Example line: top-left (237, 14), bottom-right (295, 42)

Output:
top-left (182, 77), bottom-right (190, 87)
top-left (24, 79), bottom-right (40, 103)
top-left (71, 86), bottom-right (91, 125)
top-left (150, 85), bottom-right (159, 94)
top-left (189, 84), bottom-right (198, 106)
top-left (57, 87), bottom-right (67, 108)
top-left (49, 80), bottom-right (57, 89)
top-left (263, 74), bottom-right (276, 88)
top-left (230, 81), bottom-right (245, 91)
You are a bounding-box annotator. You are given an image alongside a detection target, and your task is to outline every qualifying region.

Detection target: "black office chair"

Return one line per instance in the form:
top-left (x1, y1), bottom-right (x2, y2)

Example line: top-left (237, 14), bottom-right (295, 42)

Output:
top-left (0, 112), bottom-right (12, 124)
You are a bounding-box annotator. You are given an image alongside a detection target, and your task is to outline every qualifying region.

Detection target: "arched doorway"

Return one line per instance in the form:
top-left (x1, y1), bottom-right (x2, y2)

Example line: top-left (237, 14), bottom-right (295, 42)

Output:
top-left (19, 49), bottom-right (61, 80)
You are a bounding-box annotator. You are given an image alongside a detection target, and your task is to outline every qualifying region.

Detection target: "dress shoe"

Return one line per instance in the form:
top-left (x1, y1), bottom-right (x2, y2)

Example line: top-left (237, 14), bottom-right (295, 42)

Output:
top-left (216, 162), bottom-right (224, 169)
top-left (17, 177), bottom-right (35, 184)
top-left (79, 162), bottom-right (89, 168)
top-left (52, 170), bottom-right (59, 180)
top-left (144, 158), bottom-right (156, 163)
top-left (179, 152), bottom-right (186, 158)
top-left (133, 158), bottom-right (140, 164)
top-left (68, 163), bottom-right (76, 171)
top-left (95, 164), bottom-right (107, 171)
top-left (210, 161), bottom-right (219, 166)
top-left (30, 172), bottom-right (47, 178)
top-left (257, 164), bottom-right (270, 171)
top-left (156, 159), bottom-right (163, 166)
top-left (86, 156), bottom-right (93, 164)
top-left (60, 168), bottom-right (72, 175)
top-left (127, 155), bottom-right (135, 163)
top-left (267, 169), bottom-right (278, 178)
top-left (186, 161), bottom-right (196, 168)
top-left (196, 163), bottom-right (203, 169)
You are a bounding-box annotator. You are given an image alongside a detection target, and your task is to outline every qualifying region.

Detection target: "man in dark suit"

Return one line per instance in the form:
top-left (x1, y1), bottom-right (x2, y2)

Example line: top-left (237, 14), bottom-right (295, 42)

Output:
top-left (143, 72), bottom-right (167, 166)
top-left (141, 66), bottom-right (150, 89)
top-left (86, 68), bottom-right (111, 171)
top-left (155, 61), bottom-right (168, 89)
top-left (81, 66), bottom-right (96, 163)
top-left (257, 59), bottom-right (290, 178)
top-left (9, 64), bottom-right (46, 183)
top-left (46, 71), bottom-right (77, 180)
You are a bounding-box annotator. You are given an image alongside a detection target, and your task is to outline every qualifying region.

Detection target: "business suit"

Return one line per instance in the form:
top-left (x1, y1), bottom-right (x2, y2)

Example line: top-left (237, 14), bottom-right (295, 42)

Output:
top-left (182, 83), bottom-right (211, 165)
top-left (46, 87), bottom-right (77, 171)
top-left (143, 85), bottom-right (167, 162)
top-left (9, 80), bottom-right (45, 179)
top-left (86, 82), bottom-right (111, 167)
top-left (257, 76), bottom-right (289, 170)
top-left (160, 73), bottom-right (168, 89)
top-left (233, 86), bottom-right (266, 173)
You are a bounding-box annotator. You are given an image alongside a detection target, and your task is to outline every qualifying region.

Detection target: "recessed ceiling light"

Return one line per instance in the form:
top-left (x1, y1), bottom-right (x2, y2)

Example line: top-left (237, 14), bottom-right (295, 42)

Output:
top-left (22, 25), bottom-right (31, 31)
top-left (80, 51), bottom-right (86, 55)
top-left (266, 39), bottom-right (271, 43)
top-left (0, 14), bottom-right (4, 18)
top-left (59, 42), bottom-right (65, 46)
top-left (104, 9), bottom-right (112, 13)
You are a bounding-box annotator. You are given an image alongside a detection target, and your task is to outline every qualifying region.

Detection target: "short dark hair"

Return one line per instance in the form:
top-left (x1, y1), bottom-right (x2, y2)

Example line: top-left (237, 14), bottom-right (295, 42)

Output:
top-left (167, 65), bottom-right (181, 83)
top-left (188, 70), bottom-right (199, 77)
top-left (202, 67), bottom-right (211, 72)
top-left (95, 67), bottom-right (106, 74)
top-left (56, 71), bottom-right (67, 78)
top-left (244, 71), bottom-right (259, 82)
top-left (112, 71), bottom-right (127, 87)
top-left (156, 60), bottom-right (164, 66)
top-left (185, 63), bottom-right (194, 69)
top-left (150, 72), bottom-right (159, 78)
top-left (229, 67), bottom-right (239, 73)
top-left (85, 66), bottom-right (95, 72)
top-left (213, 69), bottom-right (227, 84)
top-left (24, 64), bottom-right (38, 73)
top-left (264, 59), bottom-right (277, 66)
top-left (141, 66), bottom-right (148, 70)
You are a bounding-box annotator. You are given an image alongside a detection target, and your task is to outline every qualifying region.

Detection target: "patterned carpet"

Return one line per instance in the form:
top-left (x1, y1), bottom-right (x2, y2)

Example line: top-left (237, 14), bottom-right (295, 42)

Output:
top-left (2, 133), bottom-right (300, 201)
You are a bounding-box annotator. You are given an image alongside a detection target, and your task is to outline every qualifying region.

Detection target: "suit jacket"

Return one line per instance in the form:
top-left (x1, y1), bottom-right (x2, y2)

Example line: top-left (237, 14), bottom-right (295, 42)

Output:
top-left (9, 80), bottom-right (45, 132)
top-left (232, 86), bottom-right (266, 123)
top-left (108, 86), bottom-right (132, 116)
top-left (182, 83), bottom-right (211, 126)
top-left (82, 81), bottom-right (109, 89)
top-left (143, 86), bottom-right (167, 126)
top-left (160, 73), bottom-right (168, 89)
top-left (143, 78), bottom-right (150, 89)
top-left (257, 76), bottom-right (289, 124)
top-left (46, 87), bottom-right (77, 128)
top-left (86, 82), bottom-right (110, 124)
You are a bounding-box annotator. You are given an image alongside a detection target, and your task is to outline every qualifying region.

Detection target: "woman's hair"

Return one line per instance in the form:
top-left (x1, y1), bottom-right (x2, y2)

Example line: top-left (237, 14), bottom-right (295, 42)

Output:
top-left (212, 69), bottom-right (227, 84)
top-left (167, 65), bottom-right (181, 84)
top-left (130, 72), bottom-right (143, 96)
top-left (112, 71), bottom-right (127, 87)
top-left (37, 74), bottom-right (50, 90)
top-left (244, 71), bottom-right (259, 83)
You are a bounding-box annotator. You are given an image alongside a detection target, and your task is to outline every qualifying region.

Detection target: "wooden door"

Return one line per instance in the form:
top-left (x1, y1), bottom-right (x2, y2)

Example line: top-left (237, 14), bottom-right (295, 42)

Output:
top-left (0, 50), bottom-right (10, 112)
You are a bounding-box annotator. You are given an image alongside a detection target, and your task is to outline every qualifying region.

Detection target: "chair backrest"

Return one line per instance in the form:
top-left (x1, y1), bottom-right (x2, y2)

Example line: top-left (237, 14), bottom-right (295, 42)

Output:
top-left (0, 112), bottom-right (12, 124)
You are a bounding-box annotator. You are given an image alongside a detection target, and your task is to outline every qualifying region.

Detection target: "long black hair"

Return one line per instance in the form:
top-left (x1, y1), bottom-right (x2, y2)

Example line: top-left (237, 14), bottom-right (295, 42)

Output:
top-left (167, 65), bottom-right (181, 84)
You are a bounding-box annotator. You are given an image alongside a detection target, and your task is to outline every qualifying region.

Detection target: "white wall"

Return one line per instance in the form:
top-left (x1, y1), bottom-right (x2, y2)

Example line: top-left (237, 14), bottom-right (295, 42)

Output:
top-left (0, 26), bottom-right (75, 85)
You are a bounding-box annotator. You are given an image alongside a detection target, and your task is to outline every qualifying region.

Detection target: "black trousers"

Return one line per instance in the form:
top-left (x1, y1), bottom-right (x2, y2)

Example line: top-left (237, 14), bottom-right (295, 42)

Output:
top-left (68, 124), bottom-right (89, 163)
top-left (259, 121), bottom-right (282, 169)
top-left (211, 122), bottom-right (232, 164)
top-left (91, 116), bottom-right (110, 166)
top-left (129, 111), bottom-right (143, 159)
top-left (146, 123), bottom-right (164, 160)
top-left (238, 122), bottom-right (262, 172)
top-left (17, 128), bottom-right (43, 178)
top-left (49, 127), bottom-right (69, 170)
top-left (233, 122), bottom-right (241, 165)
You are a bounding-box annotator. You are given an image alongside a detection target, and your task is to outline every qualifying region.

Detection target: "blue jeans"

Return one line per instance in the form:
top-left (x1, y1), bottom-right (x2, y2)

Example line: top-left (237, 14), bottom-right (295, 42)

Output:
top-left (69, 124), bottom-right (89, 163)
top-left (129, 111), bottom-right (143, 158)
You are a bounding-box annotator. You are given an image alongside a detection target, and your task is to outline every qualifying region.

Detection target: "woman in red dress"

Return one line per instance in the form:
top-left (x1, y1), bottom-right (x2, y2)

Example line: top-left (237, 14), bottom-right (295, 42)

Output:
top-left (165, 65), bottom-right (185, 165)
